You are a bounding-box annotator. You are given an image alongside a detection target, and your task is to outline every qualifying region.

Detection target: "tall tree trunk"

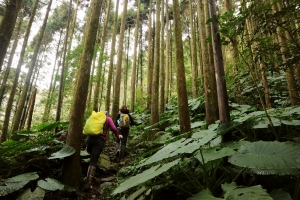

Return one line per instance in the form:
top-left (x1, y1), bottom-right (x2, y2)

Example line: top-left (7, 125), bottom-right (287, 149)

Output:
top-left (0, 0), bottom-right (23, 72)
top-left (159, 0), bottom-right (165, 114)
top-left (42, 30), bottom-right (63, 123)
top-left (208, 0), bottom-right (230, 124)
top-left (11, 0), bottom-right (52, 134)
top-left (105, 0), bottom-right (120, 113)
top-left (164, 0), bottom-right (170, 105)
top-left (93, 0), bottom-right (111, 111)
top-left (223, 0), bottom-right (239, 72)
top-left (61, 0), bottom-right (102, 190)
top-left (150, 0), bottom-right (161, 139)
top-left (111, 0), bottom-right (129, 119)
top-left (20, 53), bottom-right (42, 130)
top-left (1, 0), bottom-right (39, 143)
top-left (275, 2), bottom-right (300, 105)
top-left (189, 0), bottom-right (198, 98)
top-left (25, 87), bottom-right (37, 130)
top-left (0, 14), bottom-right (23, 106)
top-left (86, 53), bottom-right (97, 114)
top-left (200, 0), bottom-right (219, 126)
top-left (172, 0), bottom-right (191, 135)
top-left (130, 0), bottom-right (140, 112)
top-left (55, 0), bottom-right (72, 133)
top-left (146, 0), bottom-right (153, 110)
top-left (123, 28), bottom-right (130, 105)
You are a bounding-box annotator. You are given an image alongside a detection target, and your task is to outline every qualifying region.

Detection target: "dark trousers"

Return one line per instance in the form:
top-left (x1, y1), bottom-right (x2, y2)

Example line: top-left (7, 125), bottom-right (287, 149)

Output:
top-left (117, 127), bottom-right (129, 159)
top-left (86, 136), bottom-right (105, 167)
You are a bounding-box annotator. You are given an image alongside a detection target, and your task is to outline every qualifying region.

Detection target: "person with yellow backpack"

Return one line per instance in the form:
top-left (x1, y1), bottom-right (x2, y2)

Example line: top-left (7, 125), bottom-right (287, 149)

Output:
top-left (114, 105), bottom-right (135, 163)
top-left (82, 111), bottom-right (123, 190)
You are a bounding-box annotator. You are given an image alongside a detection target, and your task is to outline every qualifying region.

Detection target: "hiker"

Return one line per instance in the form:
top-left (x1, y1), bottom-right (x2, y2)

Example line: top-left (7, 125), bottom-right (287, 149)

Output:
top-left (84, 111), bottom-right (123, 190)
top-left (114, 105), bottom-right (135, 162)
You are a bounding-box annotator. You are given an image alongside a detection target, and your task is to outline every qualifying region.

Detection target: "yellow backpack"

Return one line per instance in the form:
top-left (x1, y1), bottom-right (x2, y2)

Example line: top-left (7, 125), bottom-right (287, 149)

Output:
top-left (83, 111), bottom-right (106, 135)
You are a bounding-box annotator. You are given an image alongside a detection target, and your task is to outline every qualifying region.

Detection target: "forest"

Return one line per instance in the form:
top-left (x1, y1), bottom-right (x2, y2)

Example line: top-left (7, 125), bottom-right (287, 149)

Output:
top-left (0, 0), bottom-right (300, 199)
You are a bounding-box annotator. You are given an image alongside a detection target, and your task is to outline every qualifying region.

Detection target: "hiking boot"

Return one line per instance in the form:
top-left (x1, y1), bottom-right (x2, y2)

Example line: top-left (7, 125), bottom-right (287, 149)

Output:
top-left (83, 166), bottom-right (96, 190)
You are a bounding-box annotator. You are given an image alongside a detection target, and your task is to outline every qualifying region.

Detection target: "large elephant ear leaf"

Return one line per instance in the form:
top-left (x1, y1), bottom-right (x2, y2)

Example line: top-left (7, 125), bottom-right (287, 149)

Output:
top-left (222, 182), bottom-right (272, 200)
top-left (6, 172), bottom-right (39, 182)
top-left (196, 146), bottom-right (237, 164)
top-left (49, 146), bottom-right (75, 159)
top-left (228, 141), bottom-right (300, 175)
top-left (37, 178), bottom-right (64, 191)
top-left (0, 172), bottom-right (39, 196)
top-left (187, 189), bottom-right (222, 200)
top-left (113, 159), bottom-right (179, 195)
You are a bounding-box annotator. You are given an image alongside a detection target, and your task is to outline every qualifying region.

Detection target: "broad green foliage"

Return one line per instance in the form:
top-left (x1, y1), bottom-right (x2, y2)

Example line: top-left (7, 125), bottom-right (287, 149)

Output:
top-left (222, 182), bottom-right (272, 200)
top-left (228, 141), bottom-right (300, 175)
top-left (117, 103), bottom-right (300, 198)
top-left (48, 146), bottom-right (75, 159)
top-left (37, 178), bottom-right (64, 191)
top-left (113, 159), bottom-right (179, 194)
top-left (187, 189), bottom-right (222, 200)
top-left (0, 121), bottom-right (76, 198)
top-left (0, 172), bottom-right (39, 196)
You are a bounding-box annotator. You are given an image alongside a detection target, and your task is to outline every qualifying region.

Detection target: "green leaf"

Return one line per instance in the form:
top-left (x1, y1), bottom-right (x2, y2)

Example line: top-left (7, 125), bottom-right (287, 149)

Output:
top-left (37, 178), bottom-right (64, 191)
top-left (48, 146), bottom-right (75, 159)
top-left (281, 119), bottom-right (300, 126)
top-left (228, 141), bottom-right (300, 175)
top-left (280, 106), bottom-right (300, 116)
top-left (191, 121), bottom-right (206, 129)
top-left (253, 117), bottom-right (281, 128)
top-left (127, 187), bottom-right (147, 200)
top-left (6, 172), bottom-right (39, 183)
top-left (113, 159), bottom-right (179, 195)
top-left (187, 189), bottom-right (222, 200)
top-left (0, 180), bottom-right (30, 196)
top-left (222, 182), bottom-right (272, 200)
top-left (137, 138), bottom-right (187, 167)
top-left (196, 147), bottom-right (237, 164)
top-left (16, 187), bottom-right (45, 200)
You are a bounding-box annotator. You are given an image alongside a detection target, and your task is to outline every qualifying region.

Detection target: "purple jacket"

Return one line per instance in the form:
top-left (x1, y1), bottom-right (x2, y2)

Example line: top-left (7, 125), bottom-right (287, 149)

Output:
top-left (101, 116), bottom-right (119, 140)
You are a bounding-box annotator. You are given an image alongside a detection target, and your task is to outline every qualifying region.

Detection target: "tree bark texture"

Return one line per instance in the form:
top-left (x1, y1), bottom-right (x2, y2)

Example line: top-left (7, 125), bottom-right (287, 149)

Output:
top-left (146, 0), bottom-right (153, 111)
top-left (202, 0), bottom-right (219, 126)
top-left (150, 0), bottom-right (161, 136)
top-left (0, 0), bottom-right (23, 72)
top-left (61, 0), bottom-right (102, 190)
top-left (0, 14), bottom-right (23, 106)
top-left (130, 0), bottom-right (140, 112)
top-left (111, 0), bottom-right (129, 120)
top-left (209, 0), bottom-right (230, 124)
top-left (159, 0), bottom-right (166, 114)
top-left (189, 0), bottom-right (198, 98)
top-left (105, 0), bottom-right (120, 113)
top-left (172, 0), bottom-right (191, 135)
top-left (93, 0), bottom-right (111, 112)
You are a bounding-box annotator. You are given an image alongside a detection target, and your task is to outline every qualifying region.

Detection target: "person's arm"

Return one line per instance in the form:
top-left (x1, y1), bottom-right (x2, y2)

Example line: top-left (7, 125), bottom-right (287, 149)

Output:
top-left (107, 117), bottom-right (122, 138)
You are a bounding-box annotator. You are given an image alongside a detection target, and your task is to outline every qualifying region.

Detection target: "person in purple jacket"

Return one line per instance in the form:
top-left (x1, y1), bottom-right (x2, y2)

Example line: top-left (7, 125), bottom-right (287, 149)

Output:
top-left (84, 112), bottom-right (123, 190)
